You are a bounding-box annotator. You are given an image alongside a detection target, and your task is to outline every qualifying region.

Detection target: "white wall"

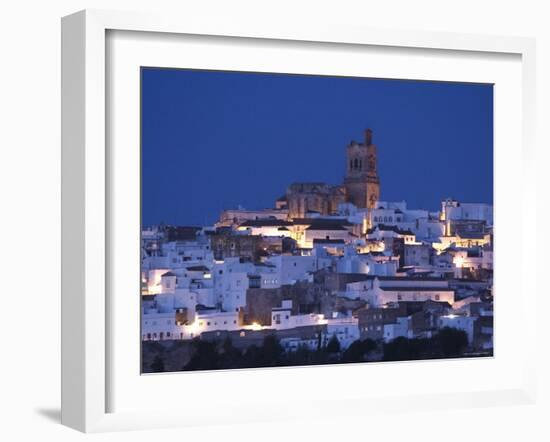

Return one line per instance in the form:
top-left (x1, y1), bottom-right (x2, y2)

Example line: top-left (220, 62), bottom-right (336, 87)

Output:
top-left (2, 1), bottom-right (548, 441)
top-left (374, 288), bottom-right (455, 307)
top-left (266, 254), bottom-right (317, 284)
top-left (383, 317), bottom-right (410, 342)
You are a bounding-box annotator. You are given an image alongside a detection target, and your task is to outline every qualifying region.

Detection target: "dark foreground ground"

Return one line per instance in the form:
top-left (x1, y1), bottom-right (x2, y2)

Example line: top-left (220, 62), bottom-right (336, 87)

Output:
top-left (142, 327), bottom-right (493, 374)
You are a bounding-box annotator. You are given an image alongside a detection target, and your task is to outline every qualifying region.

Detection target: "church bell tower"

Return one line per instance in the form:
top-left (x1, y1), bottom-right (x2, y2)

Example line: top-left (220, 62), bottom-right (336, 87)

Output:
top-left (344, 128), bottom-right (380, 210)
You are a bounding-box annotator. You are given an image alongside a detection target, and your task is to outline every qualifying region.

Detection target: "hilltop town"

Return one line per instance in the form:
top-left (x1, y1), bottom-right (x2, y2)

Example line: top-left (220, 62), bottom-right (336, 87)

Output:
top-left (141, 129), bottom-right (493, 372)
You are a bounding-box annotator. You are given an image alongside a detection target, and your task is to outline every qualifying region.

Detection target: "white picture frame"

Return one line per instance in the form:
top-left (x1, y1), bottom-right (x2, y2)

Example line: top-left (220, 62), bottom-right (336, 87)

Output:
top-left (61, 9), bottom-right (537, 433)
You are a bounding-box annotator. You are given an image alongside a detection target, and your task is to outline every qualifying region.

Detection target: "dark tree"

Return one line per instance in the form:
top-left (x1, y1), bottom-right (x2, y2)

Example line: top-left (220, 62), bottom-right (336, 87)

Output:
top-left (341, 338), bottom-right (378, 363)
top-left (260, 334), bottom-right (285, 366)
top-left (288, 344), bottom-right (313, 366)
top-left (220, 336), bottom-right (243, 368)
top-left (184, 339), bottom-right (220, 371)
top-left (435, 327), bottom-right (469, 357)
top-left (242, 344), bottom-right (262, 367)
top-left (326, 334), bottom-right (341, 354)
top-left (383, 337), bottom-right (422, 361)
top-left (150, 354), bottom-right (165, 373)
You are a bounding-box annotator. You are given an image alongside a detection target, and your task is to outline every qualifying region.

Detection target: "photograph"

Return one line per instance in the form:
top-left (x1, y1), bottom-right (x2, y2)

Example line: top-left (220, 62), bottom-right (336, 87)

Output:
top-left (140, 68), bottom-right (494, 373)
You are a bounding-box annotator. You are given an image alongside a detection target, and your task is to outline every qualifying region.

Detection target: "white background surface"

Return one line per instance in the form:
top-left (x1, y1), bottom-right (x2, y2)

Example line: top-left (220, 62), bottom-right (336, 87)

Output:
top-left (0, 0), bottom-right (548, 441)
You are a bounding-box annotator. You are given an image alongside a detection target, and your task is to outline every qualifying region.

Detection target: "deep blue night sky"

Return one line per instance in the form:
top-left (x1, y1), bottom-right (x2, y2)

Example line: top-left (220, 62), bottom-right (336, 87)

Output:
top-left (141, 68), bottom-right (493, 227)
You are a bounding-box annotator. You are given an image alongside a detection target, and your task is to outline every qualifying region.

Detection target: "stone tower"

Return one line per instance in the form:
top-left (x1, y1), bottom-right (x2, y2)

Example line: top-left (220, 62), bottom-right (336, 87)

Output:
top-left (344, 128), bottom-right (380, 209)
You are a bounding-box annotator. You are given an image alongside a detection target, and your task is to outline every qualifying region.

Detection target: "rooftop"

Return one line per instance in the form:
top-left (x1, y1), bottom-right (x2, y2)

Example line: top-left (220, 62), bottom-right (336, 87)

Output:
top-left (292, 218), bottom-right (353, 227)
top-left (240, 219), bottom-right (293, 227)
top-left (367, 224), bottom-right (415, 236)
top-left (313, 238), bottom-right (346, 244)
top-left (306, 224), bottom-right (348, 231)
top-left (186, 265), bottom-right (210, 272)
top-left (381, 287), bottom-right (454, 292)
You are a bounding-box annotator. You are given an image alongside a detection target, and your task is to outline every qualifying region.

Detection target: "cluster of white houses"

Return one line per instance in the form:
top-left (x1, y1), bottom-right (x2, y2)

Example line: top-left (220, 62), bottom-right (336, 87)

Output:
top-left (142, 129), bottom-right (493, 353)
top-left (142, 195), bottom-right (493, 352)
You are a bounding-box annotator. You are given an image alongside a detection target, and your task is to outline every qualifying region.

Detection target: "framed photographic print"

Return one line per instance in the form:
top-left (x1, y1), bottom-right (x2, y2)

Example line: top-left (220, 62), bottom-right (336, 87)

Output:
top-left (61, 9), bottom-right (538, 433)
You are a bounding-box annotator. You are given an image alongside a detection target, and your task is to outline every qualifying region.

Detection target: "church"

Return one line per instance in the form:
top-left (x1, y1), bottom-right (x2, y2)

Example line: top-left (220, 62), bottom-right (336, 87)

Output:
top-left (281, 128), bottom-right (381, 219)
